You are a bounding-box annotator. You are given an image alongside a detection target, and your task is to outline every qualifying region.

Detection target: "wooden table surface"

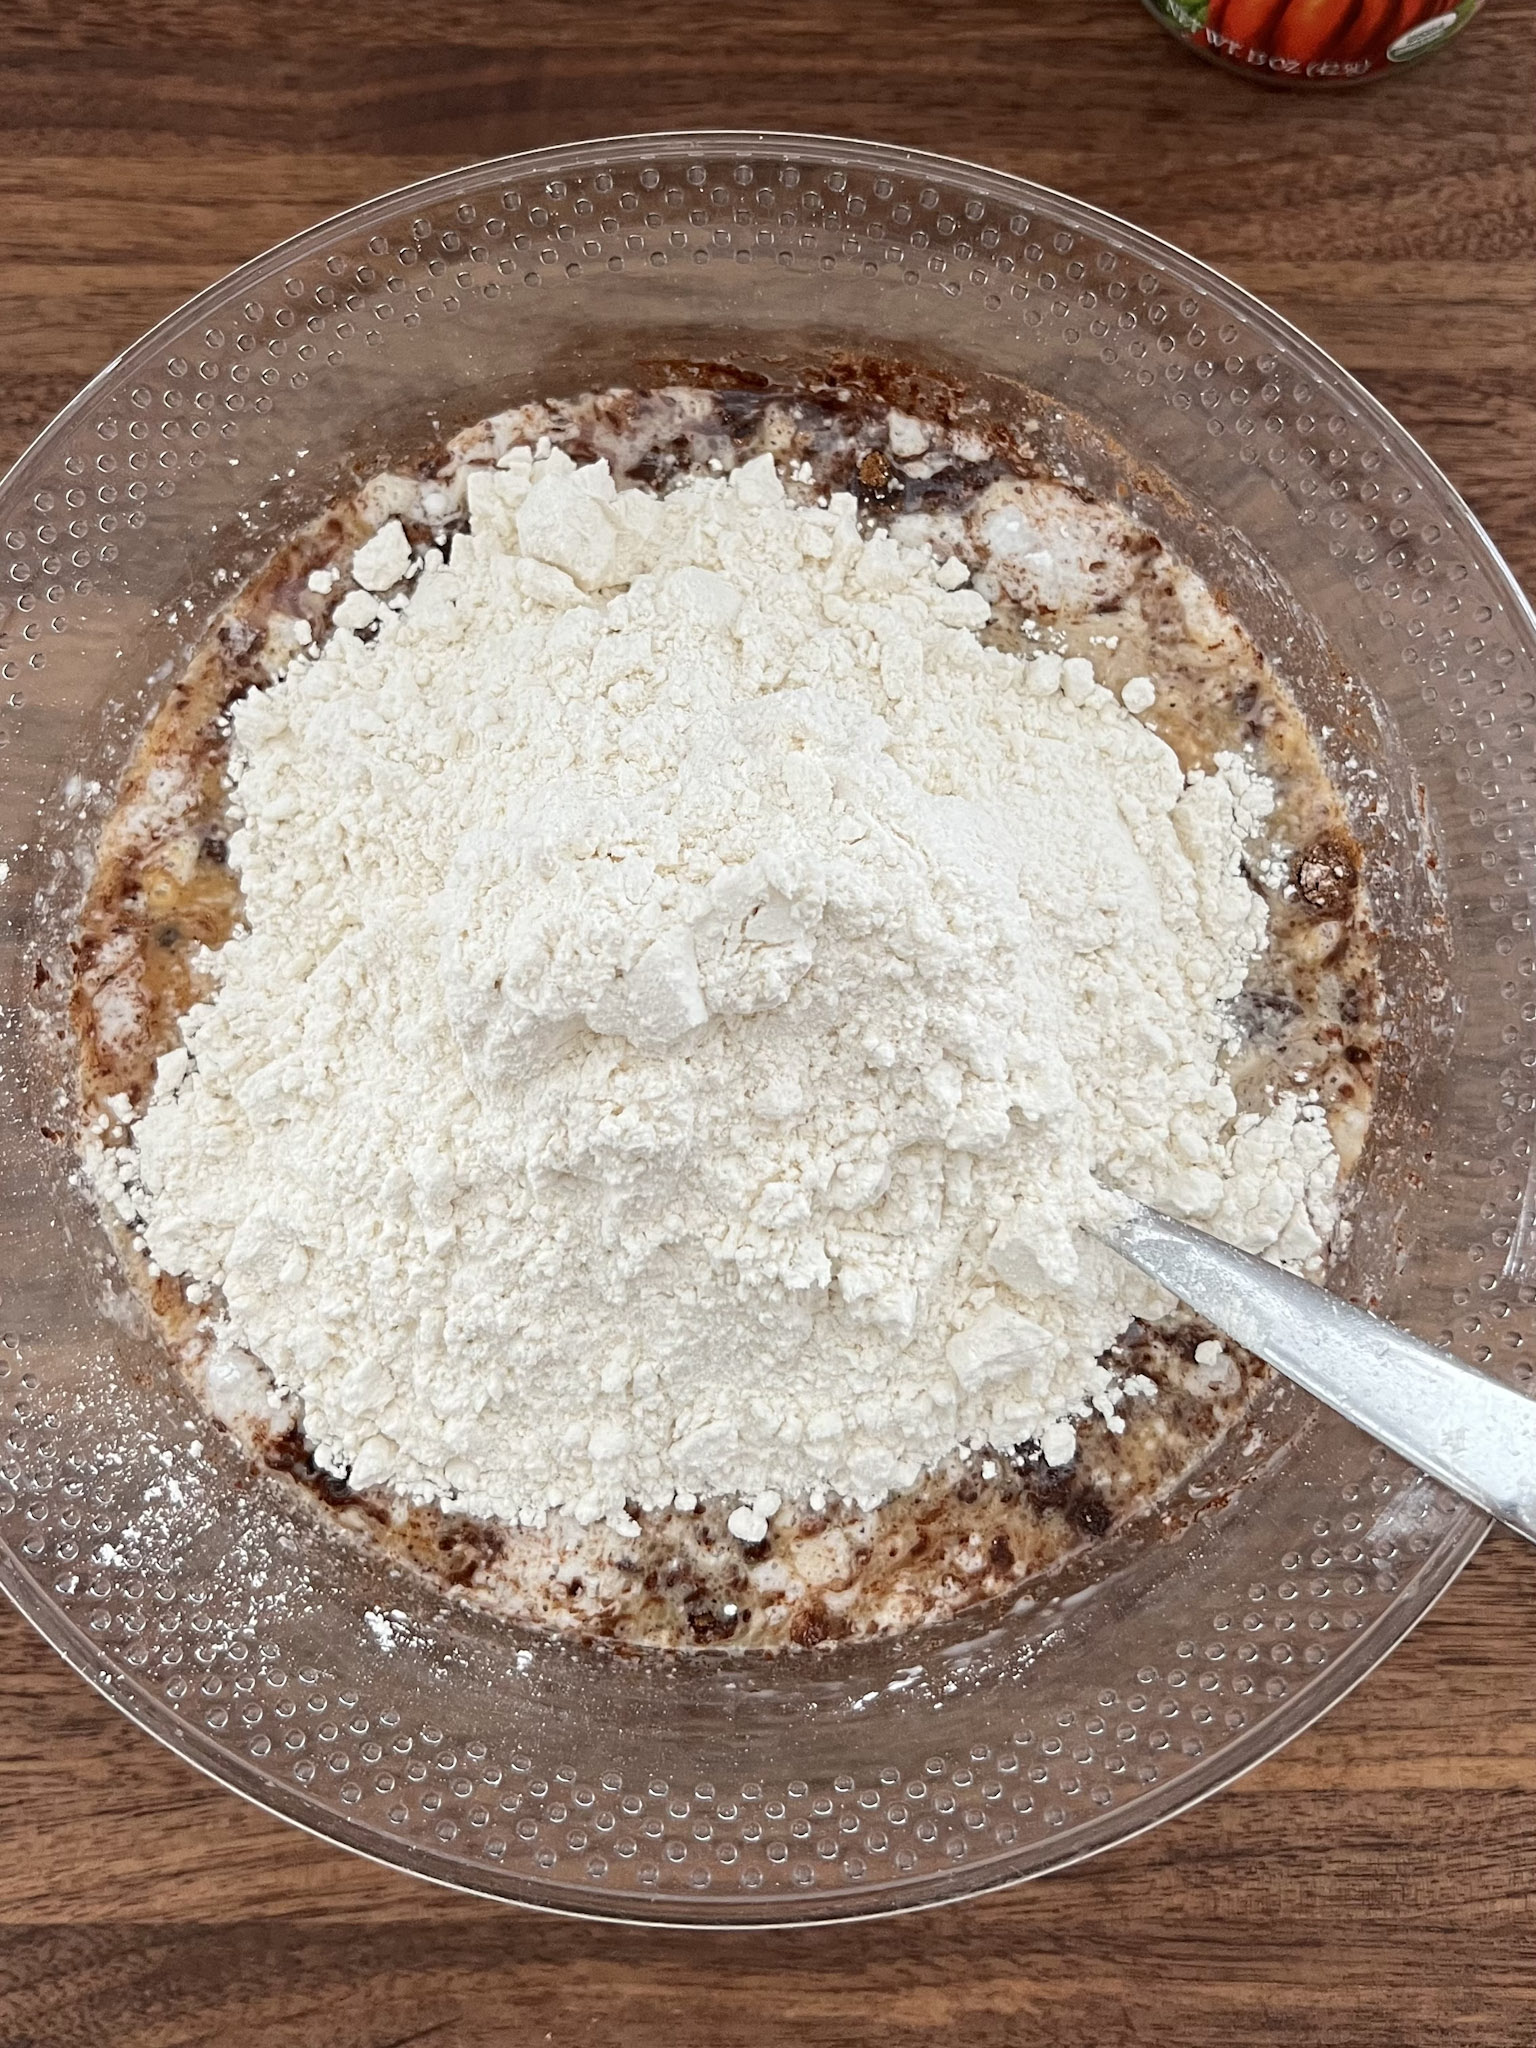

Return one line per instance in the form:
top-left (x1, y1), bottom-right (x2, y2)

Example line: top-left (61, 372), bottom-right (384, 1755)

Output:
top-left (4, 1), bottom-right (1535, 2040)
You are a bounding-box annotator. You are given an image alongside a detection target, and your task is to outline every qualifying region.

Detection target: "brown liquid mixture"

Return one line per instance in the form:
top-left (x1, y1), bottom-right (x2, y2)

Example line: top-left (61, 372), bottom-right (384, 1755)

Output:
top-left (73, 378), bottom-right (1381, 1650)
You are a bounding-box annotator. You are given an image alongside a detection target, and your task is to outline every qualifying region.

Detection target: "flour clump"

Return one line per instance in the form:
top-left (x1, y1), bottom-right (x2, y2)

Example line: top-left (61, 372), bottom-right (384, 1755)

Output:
top-left (123, 446), bottom-right (1338, 1531)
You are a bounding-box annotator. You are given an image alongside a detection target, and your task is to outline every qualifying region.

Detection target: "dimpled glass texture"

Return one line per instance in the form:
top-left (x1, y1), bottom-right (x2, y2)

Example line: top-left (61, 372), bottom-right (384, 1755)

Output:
top-left (1, 133), bottom-right (1533, 1925)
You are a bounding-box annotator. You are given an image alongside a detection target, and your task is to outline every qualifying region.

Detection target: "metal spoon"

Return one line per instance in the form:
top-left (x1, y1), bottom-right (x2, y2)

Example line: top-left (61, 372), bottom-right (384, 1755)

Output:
top-left (1094, 1199), bottom-right (1536, 1546)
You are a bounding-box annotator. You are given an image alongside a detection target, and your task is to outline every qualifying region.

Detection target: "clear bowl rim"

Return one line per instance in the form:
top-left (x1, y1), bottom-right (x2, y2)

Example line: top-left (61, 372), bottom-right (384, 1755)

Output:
top-left (0, 1473), bottom-right (1487, 1927)
top-left (8, 125), bottom-right (1534, 670)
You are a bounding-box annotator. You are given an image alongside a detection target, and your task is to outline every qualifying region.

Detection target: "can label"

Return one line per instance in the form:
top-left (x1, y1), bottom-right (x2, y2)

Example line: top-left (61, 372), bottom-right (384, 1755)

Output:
top-left (1146, 0), bottom-right (1484, 81)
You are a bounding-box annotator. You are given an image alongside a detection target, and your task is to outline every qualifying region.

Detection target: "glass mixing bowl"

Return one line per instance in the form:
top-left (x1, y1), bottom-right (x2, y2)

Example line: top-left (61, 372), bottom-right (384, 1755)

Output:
top-left (1, 133), bottom-right (1531, 1925)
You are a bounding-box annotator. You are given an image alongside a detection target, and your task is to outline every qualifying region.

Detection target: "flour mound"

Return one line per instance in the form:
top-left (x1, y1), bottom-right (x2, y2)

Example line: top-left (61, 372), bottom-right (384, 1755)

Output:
top-left (124, 447), bottom-right (1338, 1530)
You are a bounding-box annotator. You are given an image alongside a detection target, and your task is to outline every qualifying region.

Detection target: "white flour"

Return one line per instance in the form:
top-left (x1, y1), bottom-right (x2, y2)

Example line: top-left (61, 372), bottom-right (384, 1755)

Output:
top-left (116, 447), bottom-right (1338, 1532)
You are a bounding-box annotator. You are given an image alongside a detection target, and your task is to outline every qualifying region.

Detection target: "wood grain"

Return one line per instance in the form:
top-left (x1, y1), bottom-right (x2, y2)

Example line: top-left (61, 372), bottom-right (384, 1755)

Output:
top-left (2, 1), bottom-right (1534, 2040)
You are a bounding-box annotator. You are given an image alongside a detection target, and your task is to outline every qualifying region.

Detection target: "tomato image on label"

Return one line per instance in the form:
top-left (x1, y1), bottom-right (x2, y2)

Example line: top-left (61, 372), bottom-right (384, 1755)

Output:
top-left (1142, 0), bottom-right (1485, 80)
top-left (1267, 0), bottom-right (1353, 61)
top-left (1331, 0), bottom-right (1402, 61)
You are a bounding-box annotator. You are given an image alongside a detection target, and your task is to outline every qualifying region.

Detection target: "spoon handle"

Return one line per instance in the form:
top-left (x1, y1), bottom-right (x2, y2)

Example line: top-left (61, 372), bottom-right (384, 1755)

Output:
top-left (1096, 1200), bottom-right (1536, 1546)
